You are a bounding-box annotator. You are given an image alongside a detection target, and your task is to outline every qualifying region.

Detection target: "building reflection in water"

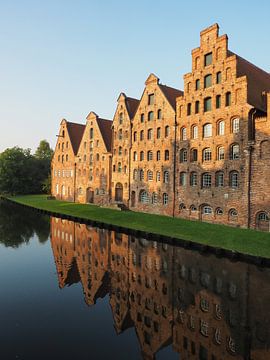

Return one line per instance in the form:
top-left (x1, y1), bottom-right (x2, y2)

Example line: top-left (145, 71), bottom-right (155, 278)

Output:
top-left (50, 217), bottom-right (270, 360)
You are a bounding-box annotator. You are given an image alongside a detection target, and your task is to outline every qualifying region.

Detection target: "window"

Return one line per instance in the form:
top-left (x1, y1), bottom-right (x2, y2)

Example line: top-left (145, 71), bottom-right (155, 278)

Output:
top-left (117, 162), bottom-right (122, 173)
top-left (156, 150), bottom-right (161, 161)
top-left (140, 190), bottom-right (149, 203)
top-left (140, 130), bottom-right (144, 140)
top-left (195, 79), bottom-right (200, 90)
top-left (230, 144), bottom-right (240, 160)
top-left (190, 148), bottom-right (198, 162)
top-left (203, 148), bottom-right (212, 161)
top-left (164, 150), bottom-right (169, 160)
top-left (217, 120), bottom-right (224, 135)
top-left (217, 146), bottom-right (225, 160)
top-left (156, 171), bottom-right (161, 181)
top-left (202, 173), bottom-right (211, 188)
top-left (147, 151), bottom-right (153, 161)
top-left (204, 97), bottom-right (212, 112)
top-left (152, 192), bottom-right (158, 204)
top-left (66, 154), bottom-right (68, 161)
top-left (163, 171), bottom-right (169, 183)
top-left (202, 205), bottom-right (212, 214)
top-left (165, 126), bottom-right (170, 138)
top-left (147, 128), bottom-right (153, 140)
top-left (147, 170), bottom-right (153, 181)
top-left (133, 169), bottom-right (137, 180)
top-left (230, 171), bottom-right (239, 188)
top-left (90, 128), bottom-right (94, 139)
top-left (180, 149), bottom-right (188, 162)
top-left (229, 208), bottom-right (238, 218)
top-left (118, 147), bottom-right (122, 156)
top-left (204, 74), bottom-right (212, 88)
top-left (216, 71), bottom-right (222, 84)
top-left (140, 151), bottom-right (144, 161)
top-left (215, 171), bottom-right (224, 187)
top-left (148, 94), bottom-right (154, 105)
top-left (203, 123), bottom-right (212, 138)
top-left (190, 205), bottom-right (197, 212)
top-left (163, 193), bottom-right (169, 205)
top-left (157, 127), bottom-right (161, 139)
top-left (232, 118), bottom-right (240, 133)
top-left (225, 92), bottom-right (231, 106)
top-left (133, 151), bottom-right (137, 161)
top-left (179, 172), bottom-right (187, 186)
top-left (157, 109), bottom-right (162, 119)
top-left (187, 103), bottom-right (192, 116)
top-left (139, 169), bottom-right (144, 181)
top-left (258, 212), bottom-right (269, 221)
top-left (190, 172), bottom-right (198, 186)
top-left (195, 101), bottom-right (200, 114)
top-left (118, 129), bottom-right (123, 140)
top-left (148, 111), bottom-right (154, 121)
top-left (140, 113), bottom-right (145, 123)
top-left (179, 203), bottom-right (186, 211)
top-left (133, 131), bottom-right (137, 141)
top-left (119, 112), bottom-right (123, 124)
top-left (192, 125), bottom-right (198, 139)
top-left (181, 127), bottom-right (187, 140)
top-left (216, 208), bottom-right (223, 215)
top-left (216, 95), bottom-right (221, 109)
top-left (204, 52), bottom-right (212, 66)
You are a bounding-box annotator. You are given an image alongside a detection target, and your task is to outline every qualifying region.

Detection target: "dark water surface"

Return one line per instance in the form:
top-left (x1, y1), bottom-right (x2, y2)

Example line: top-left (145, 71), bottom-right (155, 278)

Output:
top-left (0, 201), bottom-right (269, 360)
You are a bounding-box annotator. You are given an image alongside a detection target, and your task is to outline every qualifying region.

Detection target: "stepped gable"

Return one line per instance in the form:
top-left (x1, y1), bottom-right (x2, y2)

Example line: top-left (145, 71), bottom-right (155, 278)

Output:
top-left (229, 50), bottom-right (270, 112)
top-left (125, 96), bottom-right (139, 119)
top-left (159, 84), bottom-right (183, 110)
top-left (66, 121), bottom-right (85, 155)
top-left (96, 117), bottom-right (113, 152)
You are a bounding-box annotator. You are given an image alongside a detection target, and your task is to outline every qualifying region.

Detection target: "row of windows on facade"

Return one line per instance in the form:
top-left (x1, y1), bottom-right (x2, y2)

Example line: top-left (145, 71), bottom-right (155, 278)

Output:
top-left (180, 118), bottom-right (240, 141)
top-left (139, 190), bottom-right (169, 205)
top-left (179, 171), bottom-right (239, 188)
top-left (187, 70), bottom-right (223, 93)
top-left (183, 92), bottom-right (232, 116)
top-left (180, 203), bottom-right (239, 218)
top-left (179, 143), bottom-right (240, 163)
top-left (58, 141), bottom-right (69, 151)
top-left (133, 149), bottom-right (170, 162)
top-left (133, 170), bottom-right (170, 183)
top-left (54, 169), bottom-right (73, 177)
top-left (133, 125), bottom-right (170, 142)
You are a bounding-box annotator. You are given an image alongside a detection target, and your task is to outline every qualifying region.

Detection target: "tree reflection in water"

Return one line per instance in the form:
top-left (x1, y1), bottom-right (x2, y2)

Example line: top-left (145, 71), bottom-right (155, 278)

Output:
top-left (50, 216), bottom-right (270, 360)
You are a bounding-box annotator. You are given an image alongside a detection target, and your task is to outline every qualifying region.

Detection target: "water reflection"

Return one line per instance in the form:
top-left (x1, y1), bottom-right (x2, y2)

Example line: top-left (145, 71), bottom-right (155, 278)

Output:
top-left (50, 217), bottom-right (270, 360)
top-left (0, 201), bottom-right (50, 247)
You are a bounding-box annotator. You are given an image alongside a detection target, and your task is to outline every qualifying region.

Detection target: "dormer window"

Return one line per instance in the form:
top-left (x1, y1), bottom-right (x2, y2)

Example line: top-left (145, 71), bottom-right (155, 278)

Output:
top-left (204, 52), bottom-right (212, 66)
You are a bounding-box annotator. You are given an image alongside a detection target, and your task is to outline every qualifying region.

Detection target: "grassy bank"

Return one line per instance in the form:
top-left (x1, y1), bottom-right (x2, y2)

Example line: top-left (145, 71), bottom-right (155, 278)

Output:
top-left (5, 194), bottom-right (270, 258)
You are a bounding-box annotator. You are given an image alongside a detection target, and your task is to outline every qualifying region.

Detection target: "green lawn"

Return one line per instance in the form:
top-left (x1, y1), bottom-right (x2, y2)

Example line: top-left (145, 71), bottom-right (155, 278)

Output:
top-left (5, 194), bottom-right (270, 258)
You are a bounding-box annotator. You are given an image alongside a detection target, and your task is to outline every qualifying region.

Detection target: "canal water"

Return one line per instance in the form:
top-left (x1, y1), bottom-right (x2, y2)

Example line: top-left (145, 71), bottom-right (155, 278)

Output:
top-left (0, 201), bottom-right (269, 360)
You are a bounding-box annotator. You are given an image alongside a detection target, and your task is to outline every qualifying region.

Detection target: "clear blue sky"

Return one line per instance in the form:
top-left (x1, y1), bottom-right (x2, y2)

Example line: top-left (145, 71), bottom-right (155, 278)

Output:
top-left (0, 0), bottom-right (270, 152)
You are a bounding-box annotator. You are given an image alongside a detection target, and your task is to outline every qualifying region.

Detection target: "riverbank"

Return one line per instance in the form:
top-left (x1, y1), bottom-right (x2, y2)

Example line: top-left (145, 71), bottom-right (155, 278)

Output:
top-left (2, 194), bottom-right (270, 259)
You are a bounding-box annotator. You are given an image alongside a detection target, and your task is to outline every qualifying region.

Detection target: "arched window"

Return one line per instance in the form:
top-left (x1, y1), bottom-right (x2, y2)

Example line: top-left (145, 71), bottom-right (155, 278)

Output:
top-left (66, 154), bottom-right (68, 161)
top-left (139, 169), bottom-right (144, 181)
top-left (203, 148), bottom-right (212, 161)
top-left (118, 129), bottom-right (123, 140)
top-left (216, 208), bottom-right (223, 215)
top-left (148, 111), bottom-right (154, 121)
top-left (231, 118), bottom-right (240, 133)
top-left (187, 103), bottom-right (192, 116)
top-left (119, 112), bottom-right (123, 124)
top-left (139, 190), bottom-right (149, 203)
top-left (190, 148), bottom-right (198, 162)
top-left (225, 92), bottom-right (231, 106)
top-left (152, 192), bottom-right (158, 204)
top-left (258, 212), bottom-right (269, 221)
top-left (202, 173), bottom-right (211, 188)
top-left (147, 128), bottom-right (153, 140)
top-left (181, 127), bottom-right (187, 140)
top-left (204, 74), bottom-right (212, 88)
top-left (229, 171), bottom-right (239, 188)
top-left (164, 150), bottom-right (169, 161)
top-left (179, 172), bottom-right (187, 186)
top-left (202, 205), bottom-right (212, 214)
top-left (191, 125), bottom-right (198, 139)
top-left (157, 127), bottom-right (161, 139)
top-left (157, 109), bottom-right (162, 119)
top-left (90, 128), bottom-right (94, 139)
top-left (215, 171), bottom-right (224, 187)
top-left (140, 113), bottom-right (145, 123)
top-left (133, 132), bottom-right (137, 141)
top-left (190, 205), bottom-right (197, 212)
top-left (216, 94), bottom-right (221, 109)
top-left (229, 208), bottom-right (238, 220)
top-left (163, 171), bottom-right (169, 183)
top-left (118, 146), bottom-right (122, 155)
top-left (203, 123), bottom-right (212, 137)
top-left (133, 151), bottom-right (137, 161)
top-left (156, 171), bottom-right (161, 181)
top-left (165, 126), bottom-right (170, 138)
top-left (230, 144), bottom-right (240, 160)
top-left (216, 71), bottom-right (222, 84)
top-left (195, 79), bottom-right (200, 90)
top-left (204, 97), bottom-right (212, 112)
top-left (163, 193), bottom-right (169, 205)
top-left (195, 101), bottom-right (200, 114)
top-left (140, 151), bottom-right (144, 161)
top-left (117, 162), bottom-right (122, 173)
top-left (179, 203), bottom-right (186, 210)
top-left (180, 149), bottom-right (188, 162)
top-left (147, 151), bottom-right (153, 161)
top-left (147, 170), bottom-right (153, 181)
top-left (217, 120), bottom-right (225, 135)
top-left (140, 130), bottom-right (144, 140)
top-left (190, 172), bottom-right (198, 186)
top-left (217, 146), bottom-right (225, 160)
top-left (133, 169), bottom-right (137, 180)
top-left (156, 150), bottom-right (161, 161)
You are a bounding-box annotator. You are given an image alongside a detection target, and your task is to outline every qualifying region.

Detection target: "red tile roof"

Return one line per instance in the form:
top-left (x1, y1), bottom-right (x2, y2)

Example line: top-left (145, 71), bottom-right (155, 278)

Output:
top-left (125, 97), bottom-right (140, 119)
top-left (66, 122), bottom-right (85, 155)
top-left (159, 84), bottom-right (183, 109)
top-left (229, 51), bottom-right (270, 112)
top-left (96, 118), bottom-right (113, 152)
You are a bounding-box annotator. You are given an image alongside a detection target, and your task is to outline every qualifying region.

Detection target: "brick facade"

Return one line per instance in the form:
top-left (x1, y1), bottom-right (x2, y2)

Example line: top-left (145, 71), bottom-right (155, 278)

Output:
top-left (51, 24), bottom-right (270, 230)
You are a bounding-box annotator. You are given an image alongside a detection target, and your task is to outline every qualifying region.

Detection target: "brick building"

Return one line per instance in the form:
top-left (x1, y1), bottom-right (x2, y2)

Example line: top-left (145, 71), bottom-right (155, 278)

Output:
top-left (51, 24), bottom-right (270, 230)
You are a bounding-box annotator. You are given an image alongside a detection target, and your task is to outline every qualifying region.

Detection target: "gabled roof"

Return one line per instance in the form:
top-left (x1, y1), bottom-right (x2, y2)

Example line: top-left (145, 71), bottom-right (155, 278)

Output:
top-left (66, 121), bottom-right (85, 155)
top-left (159, 84), bottom-right (183, 110)
top-left (96, 117), bottom-right (113, 152)
top-left (228, 50), bottom-right (270, 112)
top-left (125, 97), bottom-right (140, 119)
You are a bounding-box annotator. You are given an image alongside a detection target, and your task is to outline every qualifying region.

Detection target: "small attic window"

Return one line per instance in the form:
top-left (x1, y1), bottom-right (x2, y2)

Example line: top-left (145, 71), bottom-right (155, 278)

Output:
top-left (62, 130), bottom-right (65, 137)
top-left (204, 52), bottom-right (212, 67)
top-left (148, 94), bottom-right (154, 105)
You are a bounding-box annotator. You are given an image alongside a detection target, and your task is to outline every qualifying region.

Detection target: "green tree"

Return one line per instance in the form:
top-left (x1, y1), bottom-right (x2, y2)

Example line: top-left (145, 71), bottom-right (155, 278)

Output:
top-left (35, 139), bottom-right (53, 162)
